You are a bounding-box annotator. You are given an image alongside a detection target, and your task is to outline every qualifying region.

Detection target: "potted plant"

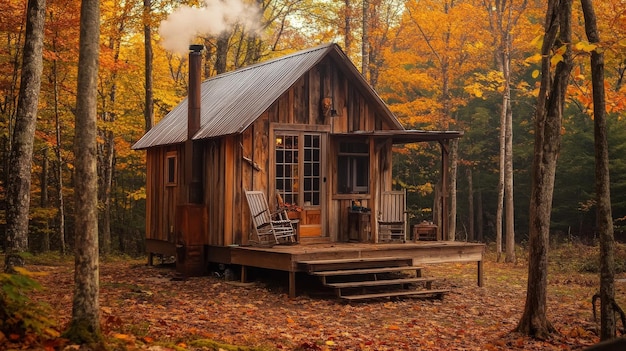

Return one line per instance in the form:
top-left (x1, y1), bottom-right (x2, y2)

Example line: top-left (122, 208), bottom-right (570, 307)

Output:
top-left (276, 193), bottom-right (303, 219)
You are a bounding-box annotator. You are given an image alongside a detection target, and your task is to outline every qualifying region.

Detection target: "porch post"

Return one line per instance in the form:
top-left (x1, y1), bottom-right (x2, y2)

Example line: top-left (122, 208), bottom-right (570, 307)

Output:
top-left (440, 140), bottom-right (449, 241)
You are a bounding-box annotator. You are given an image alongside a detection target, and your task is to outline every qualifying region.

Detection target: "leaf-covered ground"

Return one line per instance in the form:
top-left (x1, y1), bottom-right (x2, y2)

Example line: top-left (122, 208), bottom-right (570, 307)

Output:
top-left (5, 244), bottom-right (626, 350)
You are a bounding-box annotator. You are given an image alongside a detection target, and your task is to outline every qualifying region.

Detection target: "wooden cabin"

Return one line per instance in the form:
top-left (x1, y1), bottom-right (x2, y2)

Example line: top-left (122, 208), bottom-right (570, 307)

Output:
top-left (132, 44), bottom-right (481, 297)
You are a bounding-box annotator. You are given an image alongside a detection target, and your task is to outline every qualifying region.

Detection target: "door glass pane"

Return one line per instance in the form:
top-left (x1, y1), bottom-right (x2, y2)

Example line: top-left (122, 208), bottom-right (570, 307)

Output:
top-left (303, 134), bottom-right (321, 206)
top-left (275, 133), bottom-right (299, 206)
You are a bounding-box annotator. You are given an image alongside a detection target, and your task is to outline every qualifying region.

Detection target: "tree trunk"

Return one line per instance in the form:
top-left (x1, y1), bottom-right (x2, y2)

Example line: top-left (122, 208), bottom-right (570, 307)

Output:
top-left (143, 0), bottom-right (153, 132)
top-left (467, 168), bottom-right (474, 242)
top-left (504, 47), bottom-right (516, 264)
top-left (65, 0), bottom-right (102, 344)
top-left (41, 148), bottom-right (50, 252)
top-left (51, 31), bottom-right (66, 255)
top-left (361, 0), bottom-right (369, 81)
top-left (344, 0), bottom-right (351, 56)
top-left (516, 0), bottom-right (572, 338)
top-left (215, 33), bottom-right (229, 74)
top-left (581, 0), bottom-right (616, 340)
top-left (4, 0), bottom-right (46, 272)
top-left (496, 92), bottom-right (505, 260)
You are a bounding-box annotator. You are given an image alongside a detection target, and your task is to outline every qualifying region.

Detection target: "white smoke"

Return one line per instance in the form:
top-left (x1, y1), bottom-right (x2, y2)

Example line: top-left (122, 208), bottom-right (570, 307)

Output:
top-left (158, 0), bottom-right (261, 55)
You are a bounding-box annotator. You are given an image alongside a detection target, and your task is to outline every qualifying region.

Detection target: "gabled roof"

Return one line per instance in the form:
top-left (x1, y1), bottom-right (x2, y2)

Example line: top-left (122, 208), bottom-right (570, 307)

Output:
top-left (132, 43), bottom-right (402, 150)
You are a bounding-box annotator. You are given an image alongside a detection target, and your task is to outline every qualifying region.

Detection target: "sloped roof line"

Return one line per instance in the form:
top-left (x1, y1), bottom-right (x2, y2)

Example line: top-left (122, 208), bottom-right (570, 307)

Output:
top-left (132, 43), bottom-right (402, 150)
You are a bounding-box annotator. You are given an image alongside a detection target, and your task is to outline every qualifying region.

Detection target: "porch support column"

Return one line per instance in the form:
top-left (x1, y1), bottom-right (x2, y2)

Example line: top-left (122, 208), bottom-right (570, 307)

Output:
top-left (439, 140), bottom-right (449, 241)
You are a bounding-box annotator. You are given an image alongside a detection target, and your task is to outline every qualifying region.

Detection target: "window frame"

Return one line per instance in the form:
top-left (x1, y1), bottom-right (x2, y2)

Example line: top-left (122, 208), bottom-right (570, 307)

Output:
top-left (165, 151), bottom-right (178, 186)
top-left (337, 141), bottom-right (370, 194)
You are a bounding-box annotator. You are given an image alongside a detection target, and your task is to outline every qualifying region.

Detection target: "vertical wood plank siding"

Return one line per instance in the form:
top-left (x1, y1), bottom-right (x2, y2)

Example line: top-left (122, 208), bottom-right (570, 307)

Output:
top-left (144, 57), bottom-right (396, 247)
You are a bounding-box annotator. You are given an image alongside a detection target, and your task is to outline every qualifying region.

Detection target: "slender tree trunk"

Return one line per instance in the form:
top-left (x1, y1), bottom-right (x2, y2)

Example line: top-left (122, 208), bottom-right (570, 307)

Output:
top-left (581, 0), bottom-right (616, 340)
top-left (143, 0), bottom-right (153, 132)
top-left (99, 131), bottom-right (114, 255)
top-left (504, 49), bottom-right (516, 264)
top-left (65, 0), bottom-right (102, 343)
top-left (51, 27), bottom-right (66, 254)
top-left (344, 0), bottom-right (351, 56)
top-left (215, 33), bottom-right (229, 74)
top-left (496, 90), bottom-right (505, 260)
top-left (516, 0), bottom-right (572, 338)
top-left (4, 0), bottom-right (46, 272)
top-left (467, 168), bottom-right (474, 242)
top-left (41, 148), bottom-right (50, 252)
top-left (361, 0), bottom-right (369, 81)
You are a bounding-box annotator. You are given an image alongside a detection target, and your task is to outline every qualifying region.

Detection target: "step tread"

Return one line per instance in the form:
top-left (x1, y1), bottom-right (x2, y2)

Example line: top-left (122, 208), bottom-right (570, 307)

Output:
top-left (310, 266), bottom-right (423, 277)
top-left (298, 257), bottom-right (412, 265)
top-left (327, 277), bottom-right (434, 289)
top-left (340, 289), bottom-right (449, 301)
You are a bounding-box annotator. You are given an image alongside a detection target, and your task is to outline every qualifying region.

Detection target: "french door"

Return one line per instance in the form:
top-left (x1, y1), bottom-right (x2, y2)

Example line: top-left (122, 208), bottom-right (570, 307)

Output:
top-left (275, 132), bottom-right (325, 238)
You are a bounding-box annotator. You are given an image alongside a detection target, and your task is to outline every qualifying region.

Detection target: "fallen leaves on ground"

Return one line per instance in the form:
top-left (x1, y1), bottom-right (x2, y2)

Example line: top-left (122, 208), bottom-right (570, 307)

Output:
top-left (5, 252), bottom-right (624, 351)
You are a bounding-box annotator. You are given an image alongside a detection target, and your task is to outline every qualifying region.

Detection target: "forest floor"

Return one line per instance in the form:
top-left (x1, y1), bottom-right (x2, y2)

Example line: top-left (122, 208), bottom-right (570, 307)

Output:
top-left (3, 242), bottom-right (626, 351)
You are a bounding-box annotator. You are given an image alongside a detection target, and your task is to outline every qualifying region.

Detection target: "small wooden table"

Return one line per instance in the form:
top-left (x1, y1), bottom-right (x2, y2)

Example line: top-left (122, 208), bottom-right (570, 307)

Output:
top-left (348, 210), bottom-right (371, 242)
top-left (413, 221), bottom-right (438, 241)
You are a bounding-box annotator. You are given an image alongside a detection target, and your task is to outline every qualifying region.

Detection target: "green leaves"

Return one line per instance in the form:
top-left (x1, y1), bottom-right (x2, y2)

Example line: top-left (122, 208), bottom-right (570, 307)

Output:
top-left (0, 267), bottom-right (57, 340)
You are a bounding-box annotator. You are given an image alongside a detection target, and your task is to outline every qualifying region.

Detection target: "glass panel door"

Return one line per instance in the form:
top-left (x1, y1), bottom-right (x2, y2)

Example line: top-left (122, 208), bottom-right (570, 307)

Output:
top-left (275, 132), bottom-right (324, 238)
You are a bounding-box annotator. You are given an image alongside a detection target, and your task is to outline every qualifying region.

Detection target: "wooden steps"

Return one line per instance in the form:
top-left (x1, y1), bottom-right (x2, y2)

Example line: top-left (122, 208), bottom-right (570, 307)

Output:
top-left (298, 257), bottom-right (413, 272)
top-left (298, 257), bottom-right (448, 301)
top-left (341, 289), bottom-right (449, 301)
top-left (326, 277), bottom-right (434, 289)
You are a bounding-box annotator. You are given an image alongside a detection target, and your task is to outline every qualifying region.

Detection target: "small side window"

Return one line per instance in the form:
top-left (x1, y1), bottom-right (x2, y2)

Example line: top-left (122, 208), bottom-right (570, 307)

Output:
top-left (337, 142), bottom-right (369, 194)
top-left (166, 152), bottom-right (177, 186)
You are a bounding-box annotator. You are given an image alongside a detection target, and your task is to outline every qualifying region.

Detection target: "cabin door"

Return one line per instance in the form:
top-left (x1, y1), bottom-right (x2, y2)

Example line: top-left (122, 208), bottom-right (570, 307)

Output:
top-left (274, 132), bottom-right (326, 239)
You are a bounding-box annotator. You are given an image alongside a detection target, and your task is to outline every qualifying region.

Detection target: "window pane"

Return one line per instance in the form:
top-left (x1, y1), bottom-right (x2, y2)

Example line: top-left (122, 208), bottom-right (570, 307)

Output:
top-left (337, 143), bottom-right (369, 194)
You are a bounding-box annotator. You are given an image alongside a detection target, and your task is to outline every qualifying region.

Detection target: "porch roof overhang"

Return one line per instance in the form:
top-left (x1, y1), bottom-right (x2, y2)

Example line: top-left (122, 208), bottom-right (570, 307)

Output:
top-left (333, 129), bottom-right (463, 144)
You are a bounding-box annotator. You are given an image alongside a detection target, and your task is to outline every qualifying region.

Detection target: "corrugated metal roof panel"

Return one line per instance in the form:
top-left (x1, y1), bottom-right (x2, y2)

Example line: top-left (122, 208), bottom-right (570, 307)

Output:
top-left (132, 43), bottom-right (402, 149)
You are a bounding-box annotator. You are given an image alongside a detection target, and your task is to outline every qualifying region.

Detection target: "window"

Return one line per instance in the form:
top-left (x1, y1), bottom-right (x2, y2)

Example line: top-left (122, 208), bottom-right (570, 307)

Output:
top-left (337, 142), bottom-right (369, 194)
top-left (166, 152), bottom-right (177, 186)
top-left (275, 132), bottom-right (322, 206)
top-left (275, 134), bottom-right (299, 205)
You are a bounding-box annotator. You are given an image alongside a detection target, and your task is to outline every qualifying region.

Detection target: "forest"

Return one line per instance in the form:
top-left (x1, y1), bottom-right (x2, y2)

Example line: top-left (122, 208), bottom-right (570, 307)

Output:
top-left (0, 0), bottom-right (625, 254)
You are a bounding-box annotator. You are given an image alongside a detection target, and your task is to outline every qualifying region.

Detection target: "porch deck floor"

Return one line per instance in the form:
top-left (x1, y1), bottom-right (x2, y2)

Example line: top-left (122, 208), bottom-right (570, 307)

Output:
top-left (224, 241), bottom-right (485, 298)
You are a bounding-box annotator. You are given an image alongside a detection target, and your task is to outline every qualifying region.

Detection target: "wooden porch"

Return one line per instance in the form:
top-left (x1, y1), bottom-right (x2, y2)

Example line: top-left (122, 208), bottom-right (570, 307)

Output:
top-left (207, 241), bottom-right (485, 299)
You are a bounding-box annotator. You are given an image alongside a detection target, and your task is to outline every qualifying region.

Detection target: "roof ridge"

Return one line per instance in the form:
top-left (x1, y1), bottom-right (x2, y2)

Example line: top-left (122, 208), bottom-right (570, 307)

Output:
top-left (204, 43), bottom-right (336, 83)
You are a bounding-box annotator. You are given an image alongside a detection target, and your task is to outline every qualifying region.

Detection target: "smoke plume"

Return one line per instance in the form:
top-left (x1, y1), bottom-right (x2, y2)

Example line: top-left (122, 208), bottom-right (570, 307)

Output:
top-left (158, 0), bottom-right (261, 55)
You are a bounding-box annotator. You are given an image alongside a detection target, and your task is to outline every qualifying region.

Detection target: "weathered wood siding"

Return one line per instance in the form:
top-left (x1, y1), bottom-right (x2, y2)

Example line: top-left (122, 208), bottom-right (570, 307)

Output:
top-left (145, 145), bottom-right (185, 243)
top-left (145, 57), bottom-right (398, 248)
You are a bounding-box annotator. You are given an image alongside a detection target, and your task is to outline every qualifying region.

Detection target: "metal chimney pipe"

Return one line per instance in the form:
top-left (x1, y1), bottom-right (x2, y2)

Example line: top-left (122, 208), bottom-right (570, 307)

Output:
top-left (187, 44), bottom-right (204, 204)
top-left (188, 44), bottom-right (203, 139)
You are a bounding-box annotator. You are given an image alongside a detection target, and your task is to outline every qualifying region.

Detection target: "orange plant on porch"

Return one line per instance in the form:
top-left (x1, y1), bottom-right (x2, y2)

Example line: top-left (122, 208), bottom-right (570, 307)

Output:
top-left (276, 193), bottom-right (302, 219)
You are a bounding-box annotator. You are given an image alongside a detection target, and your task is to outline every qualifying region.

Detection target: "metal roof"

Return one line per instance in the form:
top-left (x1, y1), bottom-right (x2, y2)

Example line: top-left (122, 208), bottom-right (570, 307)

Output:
top-left (132, 43), bottom-right (403, 150)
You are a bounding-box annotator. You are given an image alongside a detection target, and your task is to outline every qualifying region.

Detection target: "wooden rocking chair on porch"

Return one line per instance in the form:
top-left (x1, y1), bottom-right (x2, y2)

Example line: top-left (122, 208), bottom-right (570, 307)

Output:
top-left (245, 190), bottom-right (296, 246)
top-left (378, 189), bottom-right (407, 242)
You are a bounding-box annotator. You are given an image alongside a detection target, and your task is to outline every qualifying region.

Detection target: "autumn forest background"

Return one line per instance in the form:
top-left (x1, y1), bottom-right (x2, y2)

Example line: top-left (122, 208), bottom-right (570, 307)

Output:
top-left (1, 0), bottom-right (625, 256)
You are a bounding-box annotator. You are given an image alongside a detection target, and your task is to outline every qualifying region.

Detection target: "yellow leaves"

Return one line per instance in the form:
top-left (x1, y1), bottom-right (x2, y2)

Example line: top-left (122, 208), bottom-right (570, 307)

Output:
top-left (525, 53), bottom-right (542, 65)
top-left (530, 34), bottom-right (543, 50)
top-left (574, 40), bottom-right (598, 53)
top-left (13, 266), bottom-right (48, 278)
top-left (532, 70), bottom-right (540, 79)
top-left (464, 71), bottom-right (505, 99)
top-left (325, 340), bottom-right (335, 346)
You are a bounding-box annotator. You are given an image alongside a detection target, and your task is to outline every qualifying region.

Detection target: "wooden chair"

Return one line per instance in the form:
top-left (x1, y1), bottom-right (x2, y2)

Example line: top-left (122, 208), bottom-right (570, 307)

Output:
top-left (378, 189), bottom-right (407, 242)
top-left (245, 190), bottom-right (296, 246)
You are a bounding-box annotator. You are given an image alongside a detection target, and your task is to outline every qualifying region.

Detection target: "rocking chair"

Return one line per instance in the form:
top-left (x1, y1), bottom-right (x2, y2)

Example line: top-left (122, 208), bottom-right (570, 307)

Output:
top-left (245, 190), bottom-right (296, 246)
